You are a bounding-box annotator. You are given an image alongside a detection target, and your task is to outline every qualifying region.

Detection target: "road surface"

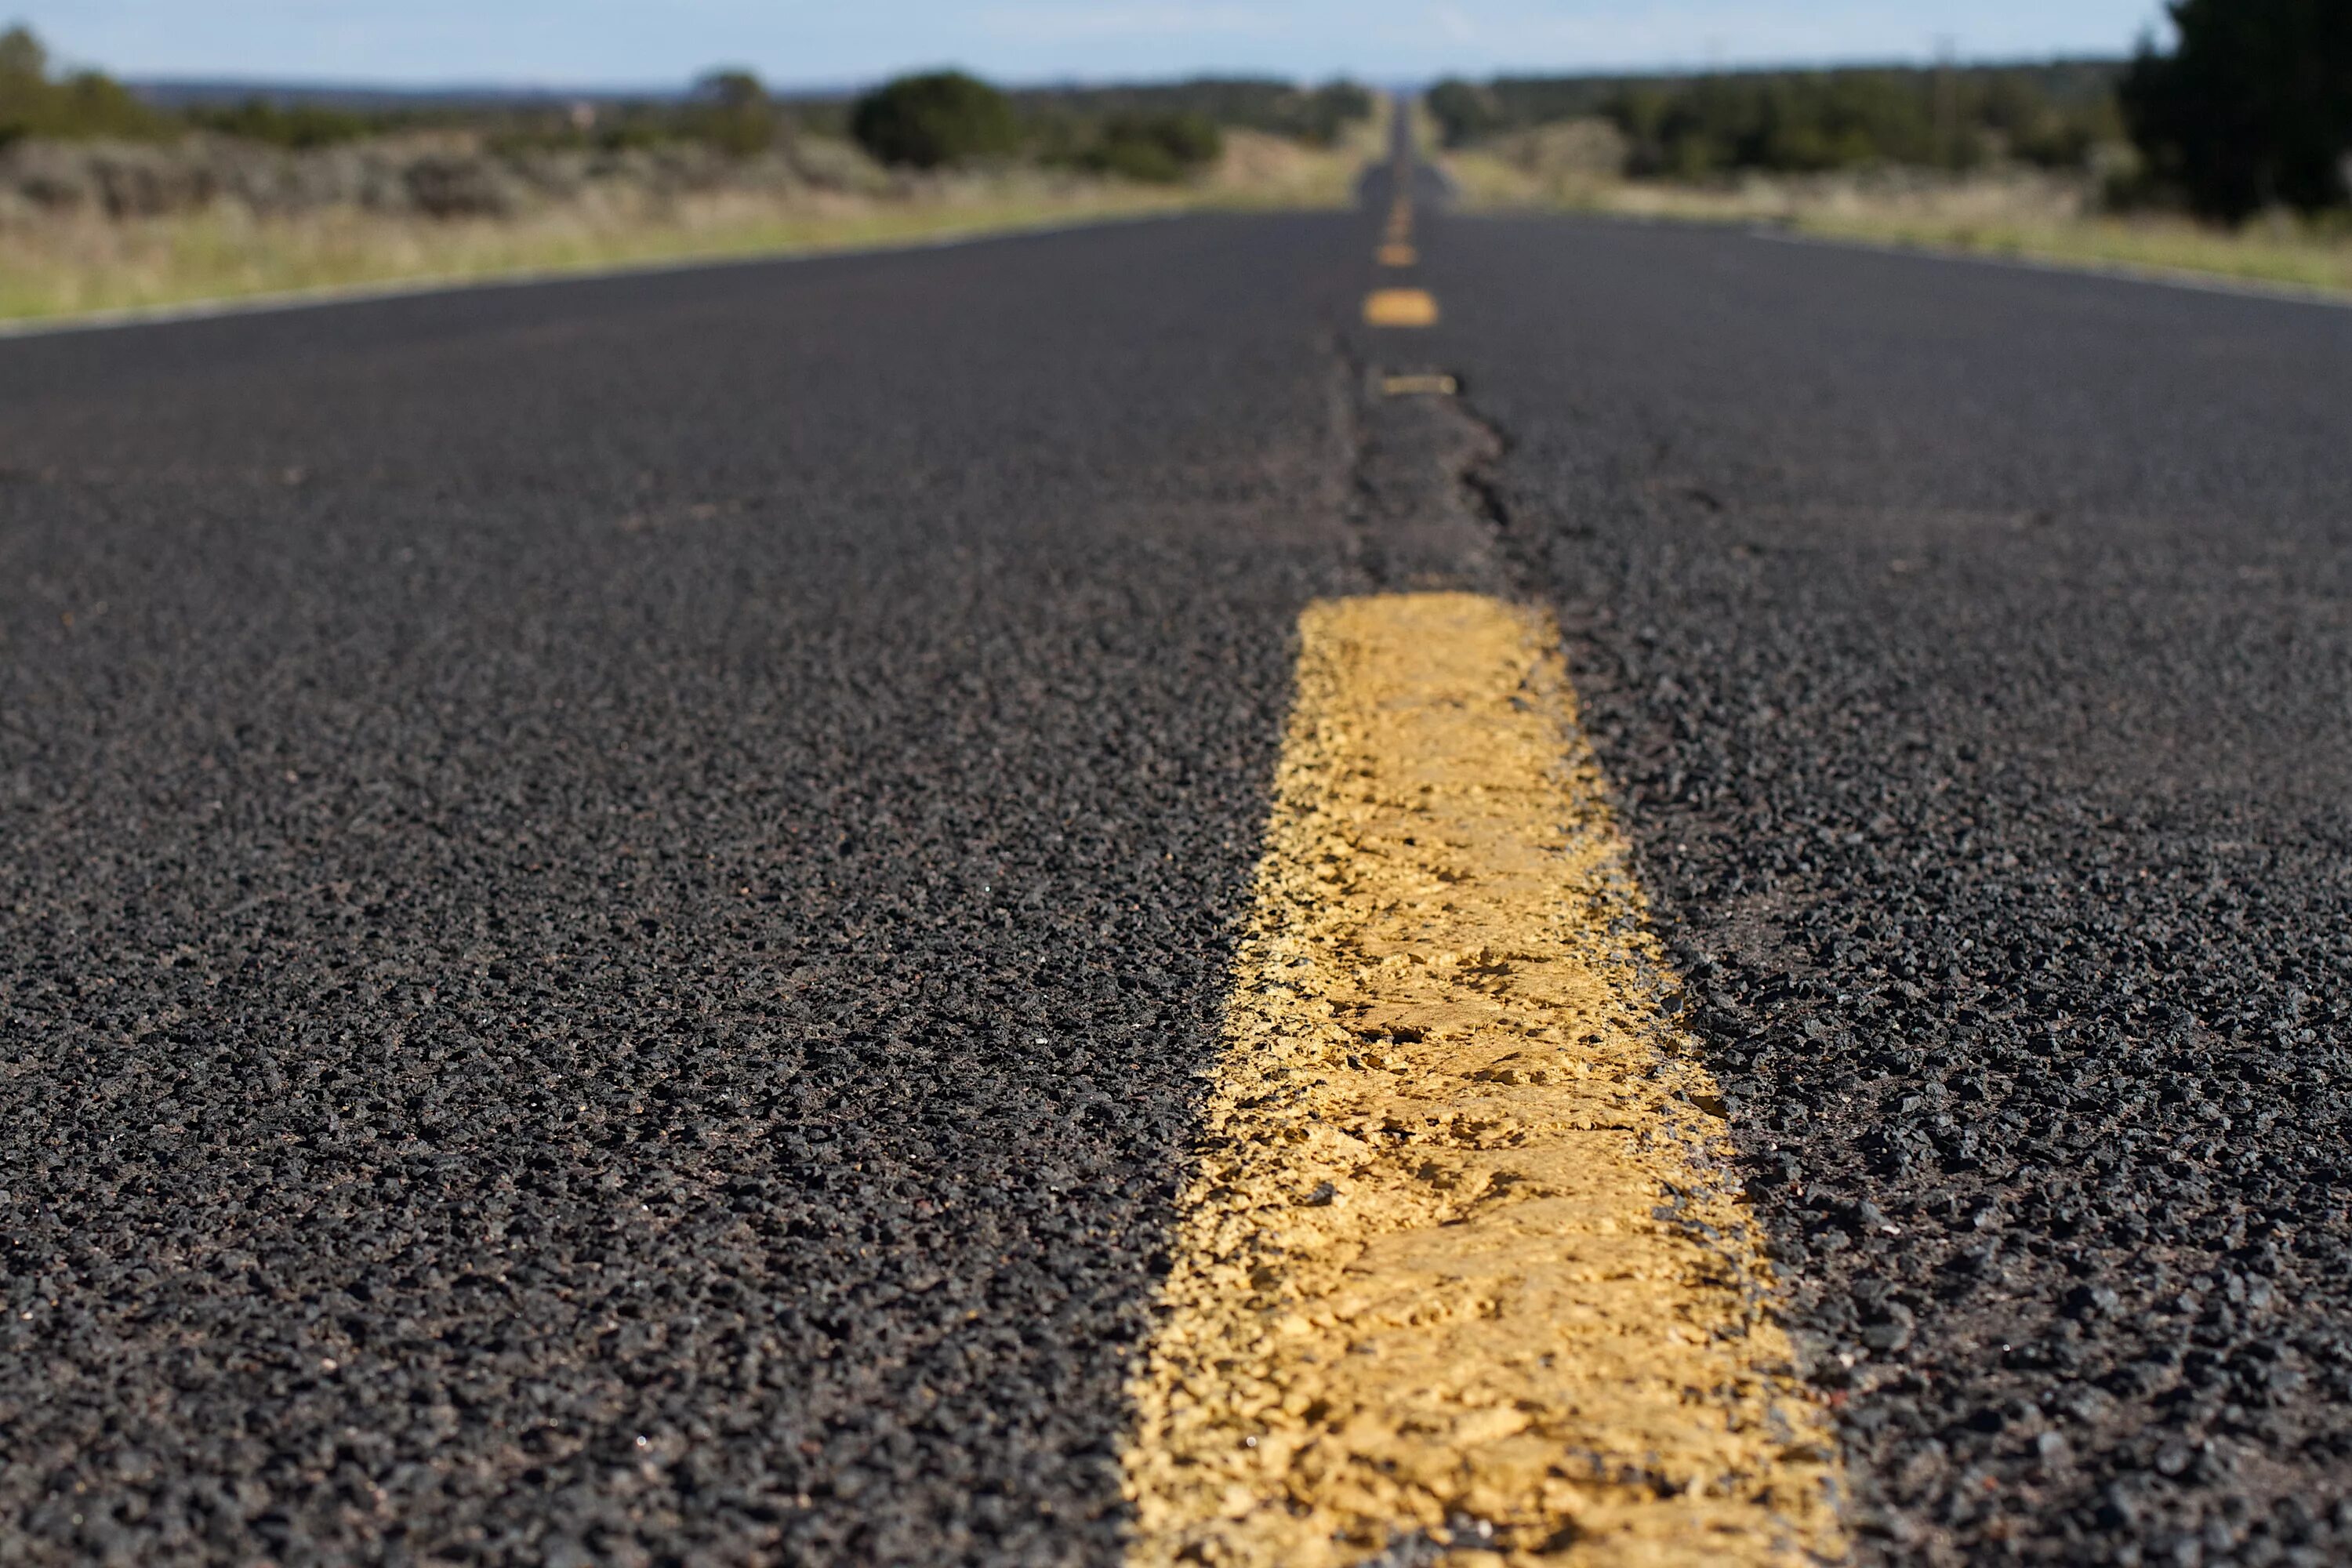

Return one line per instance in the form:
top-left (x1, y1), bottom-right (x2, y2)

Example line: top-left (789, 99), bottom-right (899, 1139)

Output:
top-left (3, 169), bottom-right (2349, 1567)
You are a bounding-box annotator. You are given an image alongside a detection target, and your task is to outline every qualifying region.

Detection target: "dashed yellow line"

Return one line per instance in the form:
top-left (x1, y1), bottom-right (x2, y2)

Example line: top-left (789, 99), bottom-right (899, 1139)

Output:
top-left (1380, 373), bottom-right (1458, 397)
top-left (1373, 150), bottom-right (1428, 309)
top-left (1363, 289), bottom-right (1439, 328)
top-left (1123, 594), bottom-right (1847, 1567)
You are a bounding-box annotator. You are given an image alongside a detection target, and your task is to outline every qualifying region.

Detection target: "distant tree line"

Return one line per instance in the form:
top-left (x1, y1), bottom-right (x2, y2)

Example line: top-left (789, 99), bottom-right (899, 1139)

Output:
top-left (738, 71), bottom-right (1374, 181)
top-left (1431, 2), bottom-right (2350, 218)
top-left (1427, 64), bottom-right (2125, 177)
top-left (1010, 78), bottom-right (1374, 148)
top-left (0, 25), bottom-right (1370, 190)
top-left (837, 72), bottom-right (1370, 180)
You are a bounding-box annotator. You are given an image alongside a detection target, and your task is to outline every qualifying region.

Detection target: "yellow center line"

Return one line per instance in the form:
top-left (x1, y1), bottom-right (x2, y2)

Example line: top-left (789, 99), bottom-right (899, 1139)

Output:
top-left (1383, 151), bottom-right (1417, 262)
top-left (1363, 289), bottom-right (1439, 328)
top-left (1376, 148), bottom-right (1424, 284)
top-left (1123, 594), bottom-right (1848, 1567)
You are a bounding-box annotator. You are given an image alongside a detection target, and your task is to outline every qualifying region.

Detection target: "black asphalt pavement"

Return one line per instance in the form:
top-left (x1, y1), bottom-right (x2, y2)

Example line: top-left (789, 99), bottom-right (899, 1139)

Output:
top-left (3, 191), bottom-right (2349, 1567)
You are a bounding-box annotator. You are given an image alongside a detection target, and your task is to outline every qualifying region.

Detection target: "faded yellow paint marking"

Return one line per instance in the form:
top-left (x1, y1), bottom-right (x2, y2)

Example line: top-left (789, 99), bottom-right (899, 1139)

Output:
top-left (1380, 373), bottom-right (1458, 397)
top-left (1363, 288), bottom-right (1439, 327)
top-left (1377, 241), bottom-right (1420, 267)
top-left (1123, 595), bottom-right (1847, 1568)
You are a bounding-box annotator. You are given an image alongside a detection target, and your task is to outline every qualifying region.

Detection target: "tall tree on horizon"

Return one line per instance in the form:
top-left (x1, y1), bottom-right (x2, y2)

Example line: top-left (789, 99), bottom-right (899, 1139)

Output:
top-left (2122, 0), bottom-right (2352, 218)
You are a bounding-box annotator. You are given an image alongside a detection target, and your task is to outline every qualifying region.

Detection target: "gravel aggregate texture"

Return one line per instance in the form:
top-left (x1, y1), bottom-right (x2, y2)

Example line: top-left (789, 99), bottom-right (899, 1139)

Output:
top-left (1408, 215), bottom-right (2352, 1566)
top-left (4, 194), bottom-right (2350, 1567)
top-left (0, 219), bottom-right (1365, 1566)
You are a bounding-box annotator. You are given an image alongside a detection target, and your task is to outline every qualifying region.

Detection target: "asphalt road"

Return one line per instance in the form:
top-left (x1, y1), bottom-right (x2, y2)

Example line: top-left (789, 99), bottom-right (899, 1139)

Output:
top-left (3, 192), bottom-right (2349, 1568)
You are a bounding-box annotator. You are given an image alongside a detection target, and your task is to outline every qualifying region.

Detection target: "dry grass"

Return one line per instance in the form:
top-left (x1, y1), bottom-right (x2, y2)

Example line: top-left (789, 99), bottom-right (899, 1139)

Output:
top-left (0, 187), bottom-right (1164, 325)
top-left (1441, 134), bottom-right (2352, 300)
top-left (1788, 210), bottom-right (2352, 297)
top-left (1209, 121), bottom-right (1383, 209)
top-left (0, 126), bottom-right (1377, 327)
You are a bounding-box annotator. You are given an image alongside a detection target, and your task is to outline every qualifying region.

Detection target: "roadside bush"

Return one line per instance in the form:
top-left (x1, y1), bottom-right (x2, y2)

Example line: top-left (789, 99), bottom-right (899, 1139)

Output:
top-left (1080, 112), bottom-right (1221, 183)
top-left (1287, 82), bottom-right (1374, 146)
top-left (1428, 79), bottom-right (1504, 147)
top-left (2122, 0), bottom-right (2352, 219)
top-left (1619, 72), bottom-right (1944, 176)
top-left (851, 71), bottom-right (1018, 169)
top-left (404, 153), bottom-right (520, 218)
top-left (687, 70), bottom-right (777, 158)
top-left (591, 115), bottom-right (673, 154)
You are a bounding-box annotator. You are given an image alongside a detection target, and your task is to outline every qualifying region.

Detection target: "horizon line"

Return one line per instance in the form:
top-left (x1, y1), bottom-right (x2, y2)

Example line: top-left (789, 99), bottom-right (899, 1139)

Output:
top-left (122, 49), bottom-right (2136, 105)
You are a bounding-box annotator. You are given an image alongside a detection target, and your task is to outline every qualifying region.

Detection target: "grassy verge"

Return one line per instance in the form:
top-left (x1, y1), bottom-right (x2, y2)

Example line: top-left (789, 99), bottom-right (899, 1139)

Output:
top-left (0, 127), bottom-right (1375, 328)
top-left (1440, 145), bottom-right (2352, 300)
top-left (1785, 212), bottom-right (2352, 297)
top-left (0, 189), bottom-right (1180, 325)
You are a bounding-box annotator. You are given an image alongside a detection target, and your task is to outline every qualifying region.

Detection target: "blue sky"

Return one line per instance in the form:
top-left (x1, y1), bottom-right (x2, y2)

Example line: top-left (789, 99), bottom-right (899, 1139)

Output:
top-left (22, 2), bottom-right (2174, 89)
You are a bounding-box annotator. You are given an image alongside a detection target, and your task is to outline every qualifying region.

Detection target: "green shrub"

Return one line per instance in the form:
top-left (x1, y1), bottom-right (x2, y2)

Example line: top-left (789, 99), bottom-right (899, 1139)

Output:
top-left (1621, 72), bottom-right (1947, 176)
top-left (596, 115), bottom-right (673, 153)
top-left (2122, 0), bottom-right (2352, 218)
top-left (1428, 79), bottom-right (1504, 147)
top-left (688, 70), bottom-right (777, 158)
top-left (1290, 82), bottom-right (1374, 146)
top-left (851, 71), bottom-right (1018, 169)
top-left (1081, 111), bottom-right (1222, 183)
